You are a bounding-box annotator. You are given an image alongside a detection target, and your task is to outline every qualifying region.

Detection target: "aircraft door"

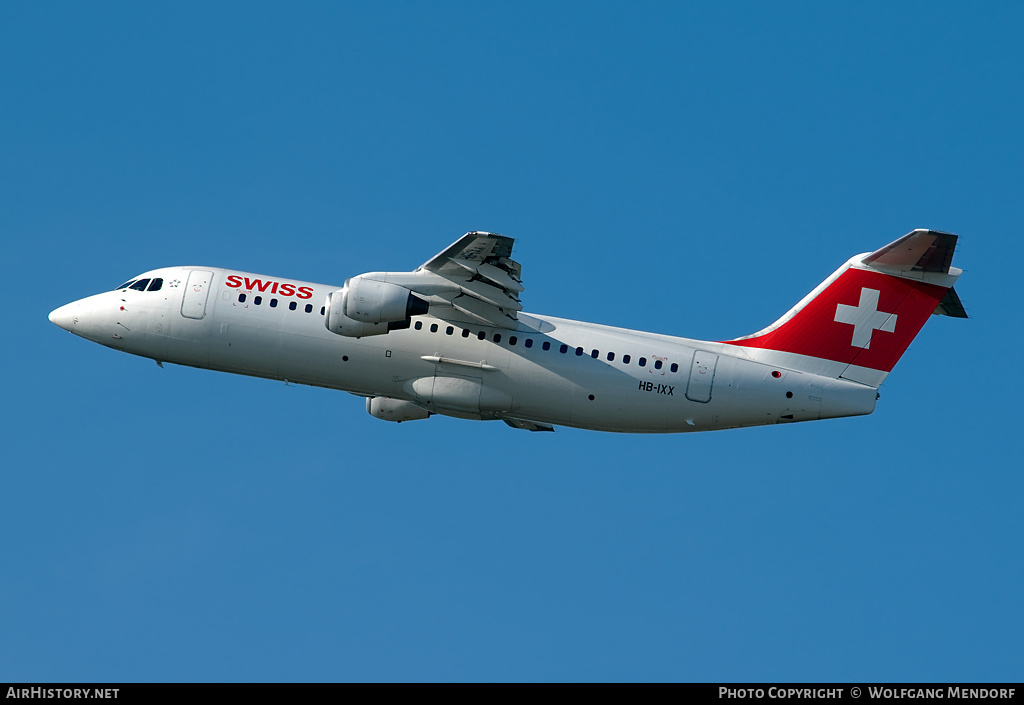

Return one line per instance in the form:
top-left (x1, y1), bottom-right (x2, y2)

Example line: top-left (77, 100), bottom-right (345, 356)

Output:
top-left (181, 270), bottom-right (214, 320)
top-left (685, 350), bottom-right (718, 403)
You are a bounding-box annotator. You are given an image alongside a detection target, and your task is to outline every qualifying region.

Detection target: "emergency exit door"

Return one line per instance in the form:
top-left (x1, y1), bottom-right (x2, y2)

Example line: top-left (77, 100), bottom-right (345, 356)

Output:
top-left (685, 351), bottom-right (718, 403)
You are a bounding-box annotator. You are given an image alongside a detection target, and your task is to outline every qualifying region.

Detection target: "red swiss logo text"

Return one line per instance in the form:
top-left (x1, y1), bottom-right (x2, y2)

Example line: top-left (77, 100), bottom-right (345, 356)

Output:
top-left (225, 275), bottom-right (313, 299)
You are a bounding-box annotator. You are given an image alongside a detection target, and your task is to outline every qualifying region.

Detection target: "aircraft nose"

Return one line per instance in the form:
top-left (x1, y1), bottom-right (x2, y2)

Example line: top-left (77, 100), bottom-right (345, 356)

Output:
top-left (49, 302), bottom-right (79, 331)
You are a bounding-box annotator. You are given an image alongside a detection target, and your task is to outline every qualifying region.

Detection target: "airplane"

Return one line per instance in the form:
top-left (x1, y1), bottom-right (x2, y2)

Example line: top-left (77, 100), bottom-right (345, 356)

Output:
top-left (48, 229), bottom-right (966, 433)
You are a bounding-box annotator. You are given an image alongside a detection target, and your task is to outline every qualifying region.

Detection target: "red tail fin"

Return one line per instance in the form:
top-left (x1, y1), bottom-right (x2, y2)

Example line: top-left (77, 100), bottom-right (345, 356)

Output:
top-left (726, 230), bottom-right (965, 384)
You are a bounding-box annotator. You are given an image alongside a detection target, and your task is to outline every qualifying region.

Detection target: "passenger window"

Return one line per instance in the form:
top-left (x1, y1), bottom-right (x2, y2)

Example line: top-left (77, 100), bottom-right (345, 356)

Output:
top-left (305, 304), bottom-right (313, 313)
top-left (655, 359), bottom-right (663, 370)
top-left (289, 301), bottom-right (297, 311)
top-left (270, 298), bottom-right (278, 308)
top-left (509, 336), bottom-right (517, 346)
top-left (560, 344), bottom-right (568, 354)
top-left (415, 321), bottom-right (423, 330)
top-left (147, 278), bottom-right (163, 292)
top-left (462, 329), bottom-right (470, 338)
top-left (575, 347), bottom-right (584, 356)
top-left (129, 279), bottom-right (151, 291)
top-left (525, 339), bottom-right (533, 348)
top-left (542, 341), bottom-right (551, 351)
top-left (493, 333), bottom-right (502, 343)
top-left (430, 323), bottom-right (438, 333)
top-left (478, 331), bottom-right (486, 340)
top-left (623, 355), bottom-right (631, 364)
top-left (671, 363), bottom-right (678, 373)
top-left (254, 296), bottom-right (262, 305)
top-left (446, 326), bottom-right (454, 335)
top-left (238, 293), bottom-right (247, 303)
top-left (639, 357), bottom-right (647, 367)
top-left (607, 352), bottom-right (615, 361)
top-left (320, 307), bottom-right (325, 315)
top-left (591, 349), bottom-right (599, 358)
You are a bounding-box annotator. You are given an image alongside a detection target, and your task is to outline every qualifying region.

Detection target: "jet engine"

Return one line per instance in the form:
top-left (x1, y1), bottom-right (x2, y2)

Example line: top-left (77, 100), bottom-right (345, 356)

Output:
top-left (366, 396), bottom-right (431, 423)
top-left (343, 276), bottom-right (429, 324)
top-left (324, 276), bottom-right (429, 338)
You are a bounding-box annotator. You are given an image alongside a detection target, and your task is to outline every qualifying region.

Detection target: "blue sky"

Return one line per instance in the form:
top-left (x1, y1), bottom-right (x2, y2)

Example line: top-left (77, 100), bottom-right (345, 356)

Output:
top-left (2, 1), bottom-right (1021, 682)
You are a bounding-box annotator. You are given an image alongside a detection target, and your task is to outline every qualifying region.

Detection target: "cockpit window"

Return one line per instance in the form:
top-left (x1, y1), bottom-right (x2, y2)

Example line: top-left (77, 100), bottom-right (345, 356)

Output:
top-left (147, 278), bottom-right (163, 292)
top-left (115, 279), bottom-right (137, 291)
top-left (129, 279), bottom-right (151, 291)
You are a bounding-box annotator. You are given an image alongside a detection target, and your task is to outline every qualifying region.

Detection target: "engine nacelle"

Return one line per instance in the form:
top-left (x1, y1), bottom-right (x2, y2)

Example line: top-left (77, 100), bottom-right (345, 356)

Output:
top-left (366, 396), bottom-right (431, 423)
top-left (343, 276), bottom-right (428, 324)
top-left (324, 290), bottom-right (390, 338)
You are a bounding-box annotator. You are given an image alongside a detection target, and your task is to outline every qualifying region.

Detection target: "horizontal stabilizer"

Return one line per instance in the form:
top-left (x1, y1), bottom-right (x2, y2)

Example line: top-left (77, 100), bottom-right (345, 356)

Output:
top-left (862, 229), bottom-right (958, 273)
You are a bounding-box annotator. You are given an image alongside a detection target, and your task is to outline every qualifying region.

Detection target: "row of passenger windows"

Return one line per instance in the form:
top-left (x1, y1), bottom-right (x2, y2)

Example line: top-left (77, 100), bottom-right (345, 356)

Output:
top-left (229, 298), bottom-right (678, 372)
top-left (236, 292), bottom-right (324, 314)
top-left (115, 278), bottom-right (163, 292)
top-left (411, 320), bottom-right (680, 372)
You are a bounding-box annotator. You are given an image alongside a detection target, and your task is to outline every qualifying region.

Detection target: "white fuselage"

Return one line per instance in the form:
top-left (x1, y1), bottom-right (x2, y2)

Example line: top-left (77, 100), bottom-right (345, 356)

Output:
top-left (49, 266), bottom-right (877, 433)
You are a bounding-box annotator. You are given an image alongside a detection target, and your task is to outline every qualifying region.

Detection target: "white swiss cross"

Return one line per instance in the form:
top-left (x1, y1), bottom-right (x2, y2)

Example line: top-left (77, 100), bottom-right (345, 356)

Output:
top-left (834, 287), bottom-right (897, 349)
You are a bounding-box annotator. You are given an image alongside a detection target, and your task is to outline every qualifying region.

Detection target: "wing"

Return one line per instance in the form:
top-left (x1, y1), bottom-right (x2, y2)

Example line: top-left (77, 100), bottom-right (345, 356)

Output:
top-left (339, 232), bottom-right (525, 330)
top-left (416, 232), bottom-right (524, 328)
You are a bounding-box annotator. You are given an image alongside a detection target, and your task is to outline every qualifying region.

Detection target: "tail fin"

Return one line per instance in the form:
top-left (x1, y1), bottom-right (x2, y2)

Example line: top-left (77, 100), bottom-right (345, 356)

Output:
top-left (725, 229), bottom-right (966, 387)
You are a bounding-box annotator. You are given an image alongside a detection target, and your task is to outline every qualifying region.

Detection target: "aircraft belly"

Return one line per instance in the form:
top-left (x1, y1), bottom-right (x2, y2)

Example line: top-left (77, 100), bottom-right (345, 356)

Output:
top-left (144, 323), bottom-right (208, 367)
top-left (204, 297), bottom-right (280, 377)
top-left (500, 354), bottom-right (572, 426)
top-left (568, 370), bottom-right (688, 432)
top-left (543, 333), bottom-right (691, 432)
top-left (276, 333), bottom-right (348, 388)
top-left (210, 324), bottom-right (281, 377)
top-left (711, 357), bottom-right (875, 429)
